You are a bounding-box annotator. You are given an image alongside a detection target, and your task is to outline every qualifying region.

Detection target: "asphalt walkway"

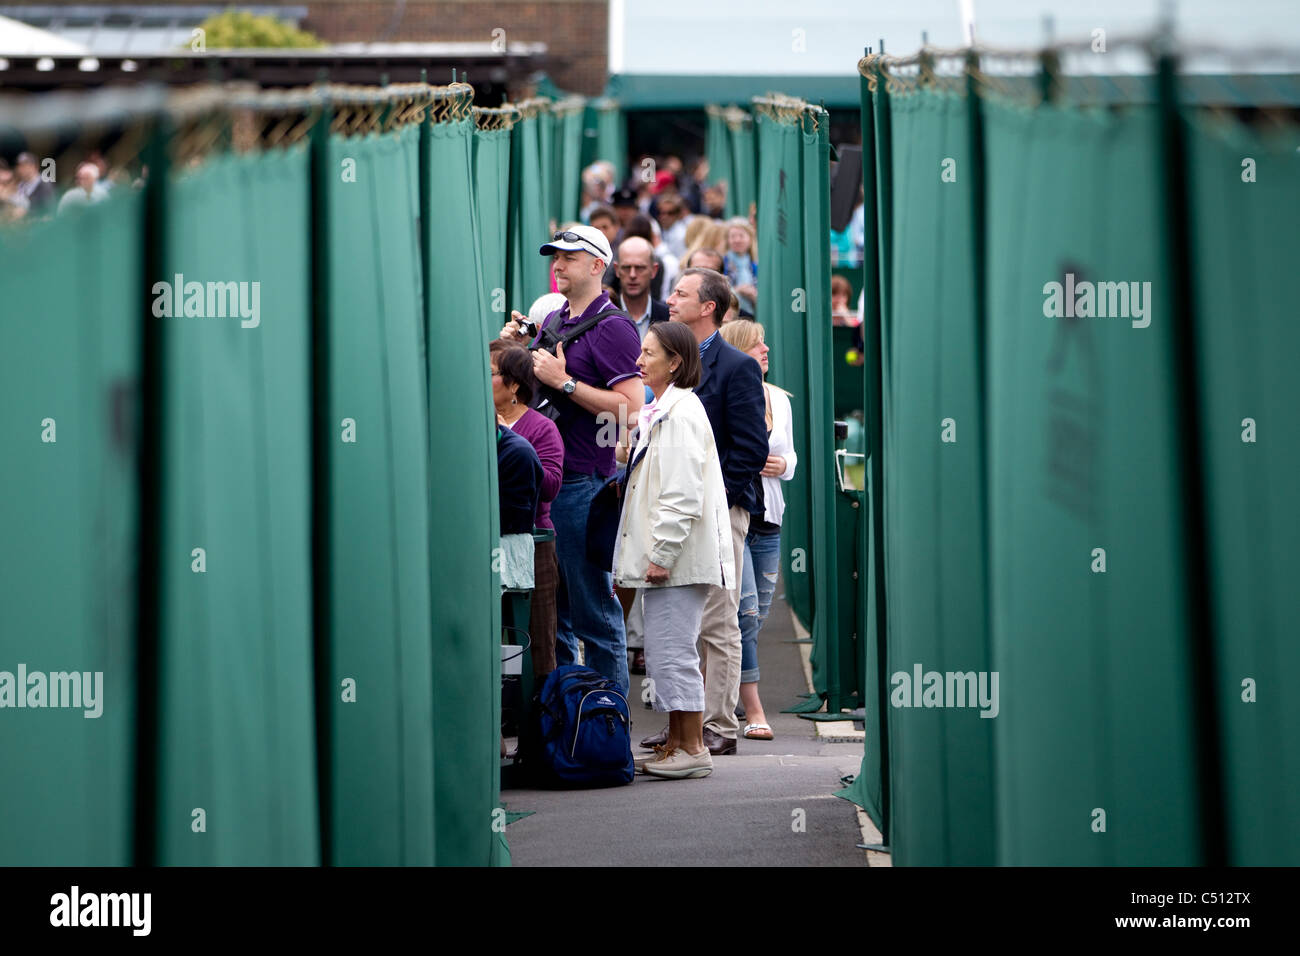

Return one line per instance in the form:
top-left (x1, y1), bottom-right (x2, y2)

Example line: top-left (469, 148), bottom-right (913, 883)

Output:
top-left (503, 586), bottom-right (870, 867)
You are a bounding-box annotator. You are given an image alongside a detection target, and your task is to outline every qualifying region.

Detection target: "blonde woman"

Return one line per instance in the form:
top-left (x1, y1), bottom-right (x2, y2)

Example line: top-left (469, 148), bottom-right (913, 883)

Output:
top-left (718, 319), bottom-right (796, 741)
top-left (681, 215), bottom-right (711, 257)
top-left (682, 220), bottom-right (728, 276)
top-left (723, 218), bottom-right (759, 314)
top-left (614, 320), bottom-right (734, 779)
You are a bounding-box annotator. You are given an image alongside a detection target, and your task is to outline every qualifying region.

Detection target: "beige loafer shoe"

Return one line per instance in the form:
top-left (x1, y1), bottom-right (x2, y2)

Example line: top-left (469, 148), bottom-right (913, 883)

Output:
top-left (634, 747), bottom-right (664, 774)
top-left (643, 747), bottom-right (713, 779)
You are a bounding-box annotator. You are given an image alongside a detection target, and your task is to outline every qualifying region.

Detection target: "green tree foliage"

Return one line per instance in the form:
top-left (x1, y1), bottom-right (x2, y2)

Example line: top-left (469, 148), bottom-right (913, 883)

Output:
top-left (191, 10), bottom-right (325, 49)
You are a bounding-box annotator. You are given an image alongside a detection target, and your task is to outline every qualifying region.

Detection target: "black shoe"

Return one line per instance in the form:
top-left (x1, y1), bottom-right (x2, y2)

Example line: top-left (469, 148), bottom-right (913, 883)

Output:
top-left (702, 727), bottom-right (738, 756)
top-left (639, 726), bottom-right (668, 750)
top-left (630, 650), bottom-right (646, 675)
top-left (734, 703), bottom-right (747, 720)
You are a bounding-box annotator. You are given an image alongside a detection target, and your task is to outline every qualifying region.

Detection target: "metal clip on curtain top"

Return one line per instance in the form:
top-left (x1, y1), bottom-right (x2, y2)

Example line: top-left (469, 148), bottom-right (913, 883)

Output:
top-left (550, 96), bottom-right (586, 117)
top-left (473, 105), bottom-right (520, 131)
top-left (722, 105), bottom-right (750, 131)
top-left (856, 31), bottom-right (1191, 106)
top-left (1038, 47), bottom-right (1062, 105)
top-left (918, 48), bottom-right (937, 89)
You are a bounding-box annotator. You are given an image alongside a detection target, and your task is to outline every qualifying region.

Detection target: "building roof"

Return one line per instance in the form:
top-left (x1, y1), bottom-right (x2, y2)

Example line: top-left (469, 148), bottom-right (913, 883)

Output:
top-left (0, 5), bottom-right (306, 55)
top-left (0, 12), bottom-right (87, 54)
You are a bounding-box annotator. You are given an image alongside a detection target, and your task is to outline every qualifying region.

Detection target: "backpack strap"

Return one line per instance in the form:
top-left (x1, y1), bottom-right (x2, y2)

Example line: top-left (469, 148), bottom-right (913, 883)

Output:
top-left (536, 306), bottom-right (628, 352)
top-left (620, 414), bottom-right (667, 490)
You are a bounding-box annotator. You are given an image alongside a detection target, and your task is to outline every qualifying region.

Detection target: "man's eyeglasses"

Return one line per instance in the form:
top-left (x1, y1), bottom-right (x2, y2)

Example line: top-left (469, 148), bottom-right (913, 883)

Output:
top-left (552, 230), bottom-right (604, 257)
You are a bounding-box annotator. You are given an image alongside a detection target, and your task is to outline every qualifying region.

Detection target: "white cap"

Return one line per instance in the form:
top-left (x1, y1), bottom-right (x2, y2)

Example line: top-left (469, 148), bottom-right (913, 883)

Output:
top-left (539, 224), bottom-right (613, 266)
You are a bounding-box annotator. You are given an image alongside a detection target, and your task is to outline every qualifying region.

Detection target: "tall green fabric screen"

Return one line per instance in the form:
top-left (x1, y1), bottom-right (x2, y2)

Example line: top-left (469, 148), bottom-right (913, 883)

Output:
top-left (555, 104), bottom-right (586, 225)
top-left (755, 110), bottom-right (813, 630)
top-left (1185, 112), bottom-right (1300, 865)
top-left (728, 114), bottom-right (757, 220)
top-left (506, 109), bottom-right (551, 315)
top-left (881, 87), bottom-right (995, 865)
top-left (836, 66), bottom-right (891, 836)
top-left (579, 102), bottom-right (599, 174)
top-left (0, 193), bottom-right (143, 865)
top-left (422, 112), bottom-right (504, 867)
top-left (799, 114), bottom-right (847, 709)
top-left (706, 106), bottom-right (734, 216)
top-left (474, 120), bottom-right (512, 327)
top-left (155, 148), bottom-right (320, 864)
top-left (536, 104), bottom-right (558, 232)
top-left (983, 98), bottom-right (1201, 865)
top-left (593, 100), bottom-right (627, 184)
top-left (325, 124), bottom-right (436, 866)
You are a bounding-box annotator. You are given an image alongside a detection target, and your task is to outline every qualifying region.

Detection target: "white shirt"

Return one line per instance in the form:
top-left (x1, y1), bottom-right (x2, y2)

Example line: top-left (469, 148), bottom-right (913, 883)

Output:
top-left (621, 294), bottom-right (654, 341)
top-left (655, 243), bottom-right (680, 298)
top-left (663, 217), bottom-right (690, 260)
top-left (759, 384), bottom-right (798, 526)
top-left (58, 184), bottom-right (108, 214)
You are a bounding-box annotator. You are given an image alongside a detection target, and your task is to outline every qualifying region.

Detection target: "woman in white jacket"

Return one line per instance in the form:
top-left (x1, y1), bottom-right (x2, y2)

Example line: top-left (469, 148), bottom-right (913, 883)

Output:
top-left (613, 320), bottom-right (734, 780)
top-left (719, 320), bottom-right (796, 741)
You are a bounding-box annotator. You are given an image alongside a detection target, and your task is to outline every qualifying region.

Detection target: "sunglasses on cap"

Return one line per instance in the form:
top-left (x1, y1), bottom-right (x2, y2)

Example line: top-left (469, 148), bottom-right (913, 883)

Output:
top-left (551, 230), bottom-right (606, 257)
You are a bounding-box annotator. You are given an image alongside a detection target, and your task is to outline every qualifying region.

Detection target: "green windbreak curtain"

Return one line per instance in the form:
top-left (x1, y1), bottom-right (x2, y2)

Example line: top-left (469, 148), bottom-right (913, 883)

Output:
top-left (705, 106), bottom-right (734, 215)
top-left (880, 87), bottom-right (994, 865)
top-left (833, 470), bottom-right (883, 829)
top-left (983, 98), bottom-right (1200, 865)
top-left (0, 192), bottom-right (142, 865)
top-left (473, 117), bottom-right (512, 326)
top-left (506, 106), bottom-right (552, 315)
top-left (754, 110), bottom-right (813, 630)
top-left (325, 124), bottom-right (436, 866)
top-left (155, 147), bottom-right (320, 864)
top-left (1184, 112), bottom-right (1300, 865)
top-left (836, 66), bottom-right (889, 835)
top-left (799, 113), bottom-right (848, 710)
top-left (422, 111), bottom-right (505, 867)
top-left (554, 102), bottom-right (586, 225)
top-left (593, 99), bottom-right (627, 183)
top-left (728, 111), bottom-right (757, 219)
top-left (536, 104), bottom-right (557, 231)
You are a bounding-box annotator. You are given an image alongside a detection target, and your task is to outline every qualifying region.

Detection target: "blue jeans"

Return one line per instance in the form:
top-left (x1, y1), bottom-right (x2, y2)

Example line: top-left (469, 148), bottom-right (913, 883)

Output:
top-left (552, 472), bottom-right (629, 695)
top-left (739, 528), bottom-right (781, 683)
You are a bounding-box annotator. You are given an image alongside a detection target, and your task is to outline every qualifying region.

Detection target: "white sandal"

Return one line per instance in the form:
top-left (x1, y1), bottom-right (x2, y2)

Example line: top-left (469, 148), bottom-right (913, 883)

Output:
top-left (743, 722), bottom-right (774, 740)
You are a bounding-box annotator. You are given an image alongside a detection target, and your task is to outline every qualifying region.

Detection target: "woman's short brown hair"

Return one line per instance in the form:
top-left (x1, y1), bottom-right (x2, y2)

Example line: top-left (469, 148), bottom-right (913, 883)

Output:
top-left (831, 274), bottom-right (853, 299)
top-left (645, 321), bottom-right (701, 390)
top-left (489, 339), bottom-right (535, 405)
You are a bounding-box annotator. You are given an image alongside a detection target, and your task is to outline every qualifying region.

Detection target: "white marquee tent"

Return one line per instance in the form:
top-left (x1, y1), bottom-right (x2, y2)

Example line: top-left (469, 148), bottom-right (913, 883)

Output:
top-left (0, 14), bottom-right (88, 56)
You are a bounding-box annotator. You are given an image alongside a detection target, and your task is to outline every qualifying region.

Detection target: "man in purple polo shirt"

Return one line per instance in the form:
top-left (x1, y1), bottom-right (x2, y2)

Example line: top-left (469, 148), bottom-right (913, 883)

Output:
top-left (498, 224), bottom-right (643, 693)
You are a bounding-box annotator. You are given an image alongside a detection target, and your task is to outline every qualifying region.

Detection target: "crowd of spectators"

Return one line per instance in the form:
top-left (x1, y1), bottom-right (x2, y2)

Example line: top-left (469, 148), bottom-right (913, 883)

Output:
top-left (0, 151), bottom-right (126, 224)
top-left (493, 170), bottom-right (800, 778)
top-left (489, 147), bottom-right (881, 780)
top-left (572, 153), bottom-right (865, 332)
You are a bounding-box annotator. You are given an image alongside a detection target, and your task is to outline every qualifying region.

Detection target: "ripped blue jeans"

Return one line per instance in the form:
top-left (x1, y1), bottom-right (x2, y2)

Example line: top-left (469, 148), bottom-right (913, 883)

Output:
top-left (738, 527), bottom-right (781, 683)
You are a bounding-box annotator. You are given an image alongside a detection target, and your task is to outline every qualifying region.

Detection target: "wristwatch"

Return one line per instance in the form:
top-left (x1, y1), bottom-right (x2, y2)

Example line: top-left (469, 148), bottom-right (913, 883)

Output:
top-left (561, 378), bottom-right (578, 395)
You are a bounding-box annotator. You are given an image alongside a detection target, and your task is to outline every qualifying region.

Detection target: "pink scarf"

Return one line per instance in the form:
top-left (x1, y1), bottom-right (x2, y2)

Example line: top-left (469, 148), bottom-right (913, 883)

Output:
top-left (634, 384), bottom-right (675, 453)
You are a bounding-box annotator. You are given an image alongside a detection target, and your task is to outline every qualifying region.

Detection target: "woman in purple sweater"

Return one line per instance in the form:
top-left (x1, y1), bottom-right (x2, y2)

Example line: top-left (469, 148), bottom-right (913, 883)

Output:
top-left (490, 340), bottom-right (565, 676)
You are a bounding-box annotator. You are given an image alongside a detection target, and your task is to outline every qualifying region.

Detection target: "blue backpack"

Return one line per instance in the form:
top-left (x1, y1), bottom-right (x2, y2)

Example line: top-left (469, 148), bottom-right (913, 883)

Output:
top-left (528, 665), bottom-right (634, 787)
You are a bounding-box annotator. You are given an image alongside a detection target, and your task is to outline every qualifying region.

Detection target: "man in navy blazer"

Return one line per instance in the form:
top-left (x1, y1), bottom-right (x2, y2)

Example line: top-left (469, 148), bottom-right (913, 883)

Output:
top-left (639, 267), bottom-right (768, 755)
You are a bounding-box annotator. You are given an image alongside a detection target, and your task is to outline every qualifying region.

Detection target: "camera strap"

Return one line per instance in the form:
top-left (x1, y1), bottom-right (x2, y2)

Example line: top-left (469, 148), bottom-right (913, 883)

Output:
top-left (535, 307), bottom-right (629, 353)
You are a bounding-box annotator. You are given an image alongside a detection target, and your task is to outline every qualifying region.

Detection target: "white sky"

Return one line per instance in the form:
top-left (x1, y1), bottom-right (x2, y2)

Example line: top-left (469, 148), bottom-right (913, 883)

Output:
top-left (611, 0), bottom-right (1300, 75)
